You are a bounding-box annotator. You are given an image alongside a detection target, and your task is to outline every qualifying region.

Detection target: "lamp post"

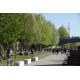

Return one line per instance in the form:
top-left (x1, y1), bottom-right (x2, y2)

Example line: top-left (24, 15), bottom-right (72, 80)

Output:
top-left (15, 41), bottom-right (19, 59)
top-left (16, 41), bottom-right (19, 51)
top-left (67, 23), bottom-right (71, 38)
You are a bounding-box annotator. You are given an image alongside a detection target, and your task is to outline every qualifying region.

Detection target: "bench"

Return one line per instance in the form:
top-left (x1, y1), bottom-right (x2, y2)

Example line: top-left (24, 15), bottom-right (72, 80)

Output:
top-left (24, 59), bottom-right (31, 64)
top-left (31, 57), bottom-right (38, 61)
top-left (14, 61), bottom-right (24, 66)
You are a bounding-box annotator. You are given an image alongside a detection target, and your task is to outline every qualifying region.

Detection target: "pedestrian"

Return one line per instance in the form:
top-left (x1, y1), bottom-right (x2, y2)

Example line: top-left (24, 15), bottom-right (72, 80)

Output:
top-left (52, 48), bottom-right (55, 54)
top-left (6, 48), bottom-right (11, 59)
top-left (56, 48), bottom-right (59, 55)
top-left (31, 48), bottom-right (34, 57)
top-left (6, 48), bottom-right (12, 66)
top-left (60, 48), bottom-right (63, 54)
top-left (63, 48), bottom-right (67, 54)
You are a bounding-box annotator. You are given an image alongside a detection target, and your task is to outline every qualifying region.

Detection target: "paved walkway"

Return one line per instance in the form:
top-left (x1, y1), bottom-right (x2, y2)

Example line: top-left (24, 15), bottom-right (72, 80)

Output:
top-left (25, 52), bottom-right (67, 66)
top-left (0, 52), bottom-right (67, 66)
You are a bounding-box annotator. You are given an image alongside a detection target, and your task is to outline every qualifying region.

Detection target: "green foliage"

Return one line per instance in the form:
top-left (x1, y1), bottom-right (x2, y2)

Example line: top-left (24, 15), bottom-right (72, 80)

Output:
top-left (61, 44), bottom-right (70, 48)
top-left (61, 42), bottom-right (80, 48)
top-left (69, 42), bottom-right (80, 47)
top-left (0, 13), bottom-right (60, 49)
top-left (21, 13), bottom-right (37, 46)
top-left (58, 25), bottom-right (69, 38)
top-left (47, 21), bottom-right (60, 45)
top-left (0, 13), bottom-right (22, 47)
top-left (34, 14), bottom-right (59, 46)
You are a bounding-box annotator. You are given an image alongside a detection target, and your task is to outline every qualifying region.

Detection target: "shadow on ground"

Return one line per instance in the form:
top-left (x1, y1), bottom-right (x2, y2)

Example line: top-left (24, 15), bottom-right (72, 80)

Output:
top-left (34, 64), bottom-right (63, 66)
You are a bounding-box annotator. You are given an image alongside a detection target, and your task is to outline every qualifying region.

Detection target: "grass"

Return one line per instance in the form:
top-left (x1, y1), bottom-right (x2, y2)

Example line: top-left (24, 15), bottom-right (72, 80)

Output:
top-left (0, 51), bottom-right (48, 65)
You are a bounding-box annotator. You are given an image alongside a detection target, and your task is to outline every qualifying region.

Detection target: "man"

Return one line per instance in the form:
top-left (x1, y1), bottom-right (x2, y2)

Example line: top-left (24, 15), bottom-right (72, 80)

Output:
top-left (6, 48), bottom-right (12, 66)
top-left (31, 48), bottom-right (34, 57)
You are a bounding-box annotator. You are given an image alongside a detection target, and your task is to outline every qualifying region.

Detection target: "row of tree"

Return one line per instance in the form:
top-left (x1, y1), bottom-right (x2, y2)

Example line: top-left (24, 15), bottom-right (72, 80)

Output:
top-left (0, 13), bottom-right (60, 51)
top-left (0, 13), bottom-right (79, 52)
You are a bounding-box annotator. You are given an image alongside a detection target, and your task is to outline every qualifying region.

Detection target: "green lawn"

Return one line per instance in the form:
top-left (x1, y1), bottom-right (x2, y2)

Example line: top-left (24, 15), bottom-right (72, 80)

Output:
top-left (0, 51), bottom-right (48, 65)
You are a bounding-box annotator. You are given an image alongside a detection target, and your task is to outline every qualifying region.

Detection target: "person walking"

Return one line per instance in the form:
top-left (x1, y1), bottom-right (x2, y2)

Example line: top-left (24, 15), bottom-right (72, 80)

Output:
top-left (6, 48), bottom-right (12, 66)
top-left (52, 48), bottom-right (55, 54)
top-left (31, 48), bottom-right (34, 57)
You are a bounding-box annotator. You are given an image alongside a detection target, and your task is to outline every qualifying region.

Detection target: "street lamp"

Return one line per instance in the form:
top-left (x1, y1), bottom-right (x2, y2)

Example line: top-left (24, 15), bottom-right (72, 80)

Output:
top-left (15, 41), bottom-right (19, 59)
top-left (67, 23), bottom-right (71, 38)
top-left (16, 41), bottom-right (19, 50)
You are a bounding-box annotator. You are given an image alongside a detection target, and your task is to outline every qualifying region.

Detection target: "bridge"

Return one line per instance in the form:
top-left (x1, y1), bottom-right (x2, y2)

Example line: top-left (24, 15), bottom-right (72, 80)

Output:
top-left (59, 37), bottom-right (80, 45)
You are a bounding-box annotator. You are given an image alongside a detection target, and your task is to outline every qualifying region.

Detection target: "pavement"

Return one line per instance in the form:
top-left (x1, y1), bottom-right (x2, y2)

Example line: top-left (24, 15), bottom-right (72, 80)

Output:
top-left (0, 52), bottom-right (67, 66)
top-left (25, 52), bottom-right (67, 66)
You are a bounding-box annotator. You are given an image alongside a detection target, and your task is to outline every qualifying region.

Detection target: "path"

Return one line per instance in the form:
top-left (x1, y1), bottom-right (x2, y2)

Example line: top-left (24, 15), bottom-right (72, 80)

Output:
top-left (25, 52), bottom-right (67, 66)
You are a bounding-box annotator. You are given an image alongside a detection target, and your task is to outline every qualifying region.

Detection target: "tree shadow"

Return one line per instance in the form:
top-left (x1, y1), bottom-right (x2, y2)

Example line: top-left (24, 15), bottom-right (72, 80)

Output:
top-left (34, 63), bottom-right (72, 66)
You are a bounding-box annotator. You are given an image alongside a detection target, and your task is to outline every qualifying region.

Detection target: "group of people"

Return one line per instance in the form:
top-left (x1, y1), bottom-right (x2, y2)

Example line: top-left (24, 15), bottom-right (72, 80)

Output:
top-left (52, 47), bottom-right (67, 54)
top-left (0, 47), bottom-right (35, 65)
top-left (19, 48), bottom-right (35, 57)
top-left (0, 48), bottom-right (13, 61)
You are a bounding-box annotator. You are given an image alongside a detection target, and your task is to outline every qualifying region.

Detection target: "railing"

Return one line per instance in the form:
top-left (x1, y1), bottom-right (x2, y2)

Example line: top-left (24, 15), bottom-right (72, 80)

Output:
top-left (59, 37), bottom-right (80, 45)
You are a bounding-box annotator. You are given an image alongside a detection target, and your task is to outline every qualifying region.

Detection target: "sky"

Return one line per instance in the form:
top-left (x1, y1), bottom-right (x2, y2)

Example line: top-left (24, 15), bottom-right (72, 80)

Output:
top-left (42, 13), bottom-right (80, 37)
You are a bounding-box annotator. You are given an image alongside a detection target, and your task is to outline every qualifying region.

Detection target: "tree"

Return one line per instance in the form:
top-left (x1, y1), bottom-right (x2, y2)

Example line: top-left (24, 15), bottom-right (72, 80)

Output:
top-left (23, 13), bottom-right (41, 46)
top-left (34, 14), bottom-right (51, 45)
top-left (0, 13), bottom-right (22, 48)
top-left (58, 25), bottom-right (69, 38)
top-left (18, 13), bottom-right (43, 51)
top-left (47, 21), bottom-right (60, 45)
top-left (58, 25), bottom-right (69, 47)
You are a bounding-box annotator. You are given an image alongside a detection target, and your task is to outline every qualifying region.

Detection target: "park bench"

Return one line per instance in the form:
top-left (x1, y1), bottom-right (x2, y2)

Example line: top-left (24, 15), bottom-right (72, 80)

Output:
top-left (14, 61), bottom-right (24, 66)
top-left (23, 59), bottom-right (31, 64)
top-left (31, 57), bottom-right (38, 61)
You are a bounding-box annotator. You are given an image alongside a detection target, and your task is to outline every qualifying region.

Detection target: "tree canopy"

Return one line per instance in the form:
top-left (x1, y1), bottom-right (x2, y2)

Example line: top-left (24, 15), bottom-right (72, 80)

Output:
top-left (0, 13), bottom-right (22, 47)
top-left (0, 13), bottom-right (60, 49)
top-left (58, 25), bottom-right (69, 38)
